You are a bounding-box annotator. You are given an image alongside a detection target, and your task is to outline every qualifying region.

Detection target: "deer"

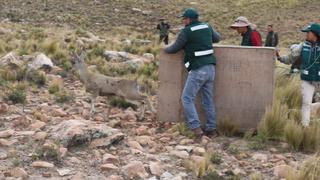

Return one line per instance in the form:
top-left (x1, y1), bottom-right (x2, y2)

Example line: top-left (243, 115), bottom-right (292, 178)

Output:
top-left (73, 51), bottom-right (156, 120)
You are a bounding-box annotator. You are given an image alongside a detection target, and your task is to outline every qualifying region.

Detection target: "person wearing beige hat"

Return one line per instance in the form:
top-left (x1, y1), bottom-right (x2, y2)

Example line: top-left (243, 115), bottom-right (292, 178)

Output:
top-left (230, 16), bottom-right (262, 46)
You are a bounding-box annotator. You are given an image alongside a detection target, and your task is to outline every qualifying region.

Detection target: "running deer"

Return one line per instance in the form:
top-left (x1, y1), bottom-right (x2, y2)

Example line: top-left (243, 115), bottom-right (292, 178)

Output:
top-left (73, 51), bottom-right (156, 120)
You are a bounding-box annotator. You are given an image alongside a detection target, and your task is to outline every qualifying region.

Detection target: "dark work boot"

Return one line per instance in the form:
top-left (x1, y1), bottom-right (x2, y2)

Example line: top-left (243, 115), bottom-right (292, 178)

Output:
top-left (192, 128), bottom-right (204, 142)
top-left (204, 129), bottom-right (219, 138)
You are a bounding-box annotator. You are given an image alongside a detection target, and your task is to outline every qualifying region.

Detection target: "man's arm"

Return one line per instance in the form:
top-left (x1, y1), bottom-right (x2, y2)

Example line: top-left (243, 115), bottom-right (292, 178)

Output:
top-left (211, 27), bottom-right (221, 43)
top-left (278, 43), bottom-right (302, 65)
top-left (164, 31), bottom-right (187, 54)
top-left (250, 31), bottom-right (262, 46)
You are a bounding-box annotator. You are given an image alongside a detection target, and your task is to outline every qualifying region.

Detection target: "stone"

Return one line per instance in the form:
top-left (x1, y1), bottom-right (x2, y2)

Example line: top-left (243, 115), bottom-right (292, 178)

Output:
top-left (0, 139), bottom-right (12, 146)
top-left (31, 161), bottom-right (55, 168)
top-left (170, 150), bottom-right (189, 159)
top-left (0, 152), bottom-right (7, 160)
top-left (107, 175), bottom-right (123, 180)
top-left (59, 147), bottom-right (68, 158)
top-left (135, 125), bottom-right (149, 135)
top-left (28, 53), bottom-right (53, 71)
top-left (0, 52), bottom-right (24, 69)
top-left (0, 103), bottom-right (9, 114)
top-left (11, 167), bottom-right (28, 179)
top-left (100, 164), bottom-right (118, 171)
top-left (149, 162), bottom-right (164, 176)
top-left (102, 153), bottom-right (119, 164)
top-left (252, 153), bottom-right (268, 162)
top-left (71, 172), bottom-right (85, 180)
top-left (143, 53), bottom-right (155, 61)
top-left (90, 133), bottom-right (124, 149)
top-left (0, 129), bottom-right (14, 138)
top-left (33, 132), bottom-right (48, 140)
top-left (50, 119), bottom-right (123, 147)
top-left (127, 140), bottom-right (144, 151)
top-left (122, 161), bottom-right (148, 179)
top-left (175, 145), bottom-right (193, 153)
top-left (50, 108), bottom-right (67, 117)
top-left (29, 120), bottom-right (46, 130)
top-left (274, 165), bottom-right (296, 179)
top-left (57, 168), bottom-right (72, 176)
top-left (193, 147), bottom-right (206, 156)
top-left (161, 171), bottom-right (174, 180)
top-left (190, 155), bottom-right (205, 166)
top-left (104, 51), bottom-right (128, 61)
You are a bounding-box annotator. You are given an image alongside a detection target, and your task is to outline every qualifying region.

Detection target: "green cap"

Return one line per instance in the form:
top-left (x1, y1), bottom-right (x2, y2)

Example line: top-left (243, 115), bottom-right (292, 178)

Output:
top-left (301, 23), bottom-right (320, 36)
top-left (179, 8), bottom-right (199, 19)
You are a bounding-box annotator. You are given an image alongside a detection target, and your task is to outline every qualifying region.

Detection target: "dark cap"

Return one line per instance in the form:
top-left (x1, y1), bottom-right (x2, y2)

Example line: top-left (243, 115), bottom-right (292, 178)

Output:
top-left (179, 8), bottom-right (199, 19)
top-left (302, 23), bottom-right (320, 36)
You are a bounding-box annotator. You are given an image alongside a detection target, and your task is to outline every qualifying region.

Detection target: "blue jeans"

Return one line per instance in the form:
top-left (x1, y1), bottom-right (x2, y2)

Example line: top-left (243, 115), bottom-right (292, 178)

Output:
top-left (182, 64), bottom-right (216, 131)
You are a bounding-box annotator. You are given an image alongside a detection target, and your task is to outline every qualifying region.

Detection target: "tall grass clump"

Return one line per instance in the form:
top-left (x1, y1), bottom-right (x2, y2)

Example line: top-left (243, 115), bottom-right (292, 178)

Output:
top-left (298, 153), bottom-right (320, 180)
top-left (259, 100), bottom-right (288, 140)
top-left (284, 120), bottom-right (304, 151)
top-left (217, 116), bottom-right (239, 137)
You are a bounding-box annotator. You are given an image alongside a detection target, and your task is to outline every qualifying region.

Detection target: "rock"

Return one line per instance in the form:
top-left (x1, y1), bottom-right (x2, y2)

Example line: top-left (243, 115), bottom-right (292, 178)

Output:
top-left (107, 175), bottom-right (123, 180)
top-left (42, 172), bottom-right (52, 177)
top-left (252, 153), bottom-right (268, 162)
top-left (161, 171), bottom-right (174, 180)
top-left (57, 168), bottom-right (72, 176)
top-left (102, 153), bottom-right (119, 164)
top-left (136, 136), bottom-right (154, 146)
top-left (10, 167), bottom-right (28, 179)
top-left (28, 53), bottom-right (53, 71)
top-left (149, 162), bottom-right (164, 176)
top-left (29, 120), bottom-right (46, 130)
top-left (31, 161), bottom-right (55, 168)
top-left (50, 108), bottom-right (67, 117)
top-left (135, 125), bottom-right (149, 135)
top-left (59, 147), bottom-right (68, 158)
top-left (100, 164), bottom-right (118, 171)
top-left (90, 133), bottom-right (124, 149)
top-left (33, 132), bottom-right (48, 141)
top-left (71, 172), bottom-right (85, 180)
top-left (0, 103), bottom-right (9, 114)
top-left (143, 53), bottom-right (155, 61)
top-left (175, 145), bottom-right (193, 153)
top-left (190, 155), bottom-right (205, 166)
top-left (0, 52), bottom-right (24, 69)
top-left (50, 119), bottom-right (123, 147)
top-left (274, 165), bottom-right (296, 179)
top-left (122, 161), bottom-right (148, 179)
top-left (0, 129), bottom-right (14, 138)
top-left (127, 140), bottom-right (144, 151)
top-left (0, 152), bottom-right (7, 160)
top-left (193, 147), bottom-right (206, 156)
top-left (104, 51), bottom-right (128, 61)
top-left (0, 139), bottom-right (12, 146)
top-left (170, 150), bottom-right (189, 159)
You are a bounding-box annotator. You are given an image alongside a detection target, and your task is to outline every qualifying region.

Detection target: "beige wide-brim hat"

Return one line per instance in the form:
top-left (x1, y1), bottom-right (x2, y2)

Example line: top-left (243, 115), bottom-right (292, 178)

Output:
top-left (230, 16), bottom-right (251, 28)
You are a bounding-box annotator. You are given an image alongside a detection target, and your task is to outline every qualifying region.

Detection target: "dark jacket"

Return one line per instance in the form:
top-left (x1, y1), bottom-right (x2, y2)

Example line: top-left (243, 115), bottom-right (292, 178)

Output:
top-left (265, 31), bottom-right (279, 47)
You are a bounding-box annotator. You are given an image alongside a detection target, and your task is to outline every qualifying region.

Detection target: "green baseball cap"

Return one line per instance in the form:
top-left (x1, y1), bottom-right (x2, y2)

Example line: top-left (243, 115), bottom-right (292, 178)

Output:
top-left (301, 23), bottom-right (320, 36)
top-left (179, 8), bottom-right (199, 19)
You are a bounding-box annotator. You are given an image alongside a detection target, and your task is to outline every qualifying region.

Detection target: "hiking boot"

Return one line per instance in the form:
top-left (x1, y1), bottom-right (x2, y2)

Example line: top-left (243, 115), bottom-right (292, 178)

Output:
top-left (204, 129), bottom-right (218, 138)
top-left (192, 128), bottom-right (203, 141)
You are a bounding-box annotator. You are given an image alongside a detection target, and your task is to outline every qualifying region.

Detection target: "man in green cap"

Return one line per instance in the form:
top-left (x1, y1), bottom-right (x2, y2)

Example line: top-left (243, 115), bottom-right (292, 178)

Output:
top-left (157, 18), bottom-right (170, 45)
top-left (277, 23), bottom-right (320, 127)
top-left (165, 8), bottom-right (221, 139)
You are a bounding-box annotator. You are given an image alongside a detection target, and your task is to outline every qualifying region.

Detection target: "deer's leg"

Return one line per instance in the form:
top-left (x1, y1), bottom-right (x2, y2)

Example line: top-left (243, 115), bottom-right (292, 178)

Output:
top-left (138, 101), bottom-right (146, 121)
top-left (90, 94), bottom-right (98, 114)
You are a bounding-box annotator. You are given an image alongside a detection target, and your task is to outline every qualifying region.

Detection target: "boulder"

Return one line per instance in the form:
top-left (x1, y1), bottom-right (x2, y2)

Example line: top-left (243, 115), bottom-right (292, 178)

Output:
top-left (50, 119), bottom-right (123, 148)
top-left (122, 161), bottom-right (148, 179)
top-left (0, 52), bottom-right (24, 69)
top-left (28, 53), bottom-right (53, 71)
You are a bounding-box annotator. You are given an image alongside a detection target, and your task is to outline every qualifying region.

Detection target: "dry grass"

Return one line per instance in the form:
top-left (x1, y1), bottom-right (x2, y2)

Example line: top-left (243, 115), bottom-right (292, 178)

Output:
top-left (217, 116), bottom-right (239, 137)
top-left (284, 120), bottom-right (304, 151)
top-left (259, 100), bottom-right (288, 140)
top-left (298, 153), bottom-right (320, 180)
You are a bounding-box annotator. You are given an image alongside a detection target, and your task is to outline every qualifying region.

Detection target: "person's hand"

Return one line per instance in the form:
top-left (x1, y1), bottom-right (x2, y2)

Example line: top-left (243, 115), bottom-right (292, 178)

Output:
top-left (275, 49), bottom-right (281, 61)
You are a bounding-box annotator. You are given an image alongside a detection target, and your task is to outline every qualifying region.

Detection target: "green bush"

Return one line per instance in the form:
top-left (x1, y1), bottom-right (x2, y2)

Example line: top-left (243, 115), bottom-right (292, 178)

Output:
top-left (5, 89), bottom-right (26, 104)
top-left (54, 90), bottom-right (73, 103)
top-left (110, 97), bottom-right (136, 109)
top-left (210, 152), bottom-right (223, 165)
top-left (27, 70), bottom-right (46, 86)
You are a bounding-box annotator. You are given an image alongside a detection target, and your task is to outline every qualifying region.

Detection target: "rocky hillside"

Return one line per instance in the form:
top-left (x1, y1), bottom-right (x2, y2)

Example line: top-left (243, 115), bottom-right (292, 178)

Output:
top-left (0, 0), bottom-right (319, 46)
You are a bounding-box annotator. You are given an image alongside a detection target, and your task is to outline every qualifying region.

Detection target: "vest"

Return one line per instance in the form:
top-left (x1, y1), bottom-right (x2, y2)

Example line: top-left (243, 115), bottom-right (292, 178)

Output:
top-left (300, 41), bottom-right (320, 82)
top-left (182, 21), bottom-right (216, 71)
top-left (241, 28), bottom-right (253, 46)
